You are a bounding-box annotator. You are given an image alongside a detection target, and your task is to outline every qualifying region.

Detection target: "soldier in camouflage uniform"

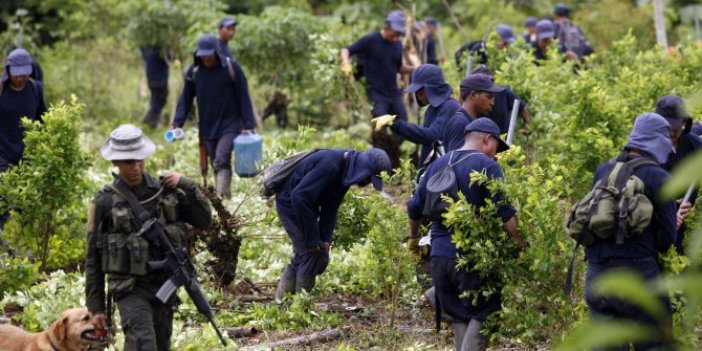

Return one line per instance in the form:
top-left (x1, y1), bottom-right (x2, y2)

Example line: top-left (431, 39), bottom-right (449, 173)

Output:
top-left (85, 124), bottom-right (212, 351)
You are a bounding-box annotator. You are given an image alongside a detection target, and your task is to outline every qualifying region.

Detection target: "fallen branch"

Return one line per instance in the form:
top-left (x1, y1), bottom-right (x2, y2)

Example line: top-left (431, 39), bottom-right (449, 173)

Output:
top-left (241, 327), bottom-right (351, 351)
top-left (225, 326), bottom-right (258, 338)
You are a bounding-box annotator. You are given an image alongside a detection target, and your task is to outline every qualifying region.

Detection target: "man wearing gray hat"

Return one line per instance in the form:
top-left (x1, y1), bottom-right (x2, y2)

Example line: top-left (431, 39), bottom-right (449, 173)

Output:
top-left (173, 34), bottom-right (256, 197)
top-left (86, 124), bottom-right (213, 351)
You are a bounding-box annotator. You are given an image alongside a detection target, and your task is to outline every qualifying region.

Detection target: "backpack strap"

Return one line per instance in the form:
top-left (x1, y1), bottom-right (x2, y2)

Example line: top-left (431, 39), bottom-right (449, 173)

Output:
top-left (225, 57), bottom-right (236, 82)
top-left (613, 156), bottom-right (658, 244)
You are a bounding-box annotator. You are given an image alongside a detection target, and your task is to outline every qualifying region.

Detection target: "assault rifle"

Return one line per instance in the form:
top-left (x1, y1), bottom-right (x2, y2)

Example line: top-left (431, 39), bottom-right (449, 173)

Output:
top-left (140, 218), bottom-right (228, 347)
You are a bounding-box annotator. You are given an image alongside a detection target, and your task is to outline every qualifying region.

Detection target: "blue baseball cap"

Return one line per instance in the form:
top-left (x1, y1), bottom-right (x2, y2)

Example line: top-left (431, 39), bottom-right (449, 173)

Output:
top-left (460, 73), bottom-right (505, 95)
top-left (219, 17), bottom-right (238, 28)
top-left (464, 117), bottom-right (510, 153)
top-left (385, 10), bottom-right (406, 35)
top-left (496, 24), bottom-right (515, 44)
top-left (6, 48), bottom-right (33, 76)
top-left (524, 16), bottom-right (538, 27)
top-left (655, 94), bottom-right (689, 130)
top-left (536, 19), bottom-right (555, 40)
top-left (196, 35), bottom-right (218, 57)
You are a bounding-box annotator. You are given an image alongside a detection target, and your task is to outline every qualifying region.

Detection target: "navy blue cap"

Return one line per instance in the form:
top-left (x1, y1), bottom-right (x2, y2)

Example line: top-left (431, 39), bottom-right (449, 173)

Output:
top-left (424, 16), bottom-right (438, 26)
top-left (524, 16), bottom-right (538, 27)
top-left (465, 118), bottom-right (509, 152)
top-left (496, 24), bottom-right (515, 44)
top-left (555, 3), bottom-right (570, 17)
top-left (366, 148), bottom-right (392, 190)
top-left (460, 73), bottom-right (505, 95)
top-left (536, 19), bottom-right (555, 40)
top-left (196, 35), bottom-right (218, 57)
top-left (405, 64), bottom-right (444, 93)
top-left (655, 94), bottom-right (689, 130)
top-left (385, 10), bottom-right (406, 35)
top-left (219, 17), bottom-right (237, 28)
top-left (471, 64), bottom-right (494, 77)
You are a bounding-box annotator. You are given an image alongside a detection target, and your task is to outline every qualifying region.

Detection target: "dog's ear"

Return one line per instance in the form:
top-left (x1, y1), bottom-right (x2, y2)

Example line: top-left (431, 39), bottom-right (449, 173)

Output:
top-left (50, 315), bottom-right (68, 344)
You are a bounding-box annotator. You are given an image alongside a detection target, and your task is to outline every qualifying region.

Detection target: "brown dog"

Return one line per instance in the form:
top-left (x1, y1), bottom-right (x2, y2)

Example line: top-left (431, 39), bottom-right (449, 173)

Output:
top-left (0, 308), bottom-right (106, 351)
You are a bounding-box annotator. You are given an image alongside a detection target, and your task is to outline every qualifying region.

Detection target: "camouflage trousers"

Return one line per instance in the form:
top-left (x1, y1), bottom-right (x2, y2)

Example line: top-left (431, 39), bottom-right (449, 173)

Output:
top-left (117, 293), bottom-right (174, 351)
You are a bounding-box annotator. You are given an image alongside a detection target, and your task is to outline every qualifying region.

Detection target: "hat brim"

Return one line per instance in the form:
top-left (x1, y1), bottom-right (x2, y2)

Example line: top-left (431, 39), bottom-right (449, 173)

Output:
top-left (221, 20), bottom-right (237, 27)
top-left (100, 137), bottom-right (156, 161)
top-left (495, 137), bottom-right (510, 153)
top-left (405, 82), bottom-right (424, 93)
top-left (9, 65), bottom-right (32, 76)
top-left (390, 24), bottom-right (406, 35)
top-left (196, 48), bottom-right (216, 57)
top-left (371, 175), bottom-right (383, 191)
top-left (537, 31), bottom-right (555, 40)
top-left (484, 85), bottom-right (506, 93)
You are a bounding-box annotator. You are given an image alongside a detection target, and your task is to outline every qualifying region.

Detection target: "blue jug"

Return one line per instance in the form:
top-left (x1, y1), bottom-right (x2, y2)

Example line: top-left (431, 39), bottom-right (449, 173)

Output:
top-left (234, 133), bottom-right (263, 177)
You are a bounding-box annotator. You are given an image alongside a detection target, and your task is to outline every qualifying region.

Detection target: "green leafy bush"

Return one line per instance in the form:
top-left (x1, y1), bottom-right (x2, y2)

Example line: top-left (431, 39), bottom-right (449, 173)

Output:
top-left (0, 255), bottom-right (39, 300)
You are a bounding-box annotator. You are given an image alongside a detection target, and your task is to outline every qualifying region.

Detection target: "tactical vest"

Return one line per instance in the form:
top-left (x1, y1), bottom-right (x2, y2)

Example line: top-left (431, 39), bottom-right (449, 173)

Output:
top-left (97, 185), bottom-right (189, 293)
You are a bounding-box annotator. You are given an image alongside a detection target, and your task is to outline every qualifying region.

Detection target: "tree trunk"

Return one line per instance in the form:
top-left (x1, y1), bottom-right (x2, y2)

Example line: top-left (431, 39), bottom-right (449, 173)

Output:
top-left (653, 0), bottom-right (668, 50)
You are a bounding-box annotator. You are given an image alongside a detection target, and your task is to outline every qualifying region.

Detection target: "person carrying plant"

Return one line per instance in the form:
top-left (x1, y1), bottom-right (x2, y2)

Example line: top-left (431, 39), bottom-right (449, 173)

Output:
top-left (274, 148), bottom-right (391, 301)
top-left (0, 48), bottom-right (47, 231)
top-left (655, 94), bottom-right (702, 253)
top-left (407, 118), bottom-right (526, 351)
top-left (371, 64), bottom-right (459, 168)
top-left (85, 124), bottom-right (213, 351)
top-left (218, 16), bottom-right (237, 58)
top-left (340, 10), bottom-right (416, 169)
top-left (172, 34), bottom-right (256, 198)
top-left (139, 46), bottom-right (170, 129)
top-left (577, 113), bottom-right (677, 350)
top-left (443, 73), bottom-right (504, 152)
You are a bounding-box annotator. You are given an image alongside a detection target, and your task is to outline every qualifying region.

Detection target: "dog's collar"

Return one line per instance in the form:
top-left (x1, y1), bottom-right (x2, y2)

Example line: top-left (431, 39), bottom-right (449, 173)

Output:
top-left (48, 339), bottom-right (62, 351)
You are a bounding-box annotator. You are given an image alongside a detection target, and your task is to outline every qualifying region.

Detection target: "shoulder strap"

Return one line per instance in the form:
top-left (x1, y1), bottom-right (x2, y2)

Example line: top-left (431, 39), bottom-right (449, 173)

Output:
top-left (188, 65), bottom-right (200, 82)
top-left (448, 151), bottom-right (479, 168)
top-left (225, 57), bottom-right (236, 83)
top-left (107, 183), bottom-right (152, 225)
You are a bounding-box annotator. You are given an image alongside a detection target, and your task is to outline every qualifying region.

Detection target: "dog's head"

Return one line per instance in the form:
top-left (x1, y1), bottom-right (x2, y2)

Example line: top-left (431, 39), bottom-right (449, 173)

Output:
top-left (48, 308), bottom-right (107, 351)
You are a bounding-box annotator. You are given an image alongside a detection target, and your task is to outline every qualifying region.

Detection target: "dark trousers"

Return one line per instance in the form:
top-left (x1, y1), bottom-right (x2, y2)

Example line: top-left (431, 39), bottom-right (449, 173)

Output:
top-left (117, 293), bottom-right (174, 351)
top-left (430, 256), bottom-right (501, 323)
top-left (143, 80), bottom-right (168, 128)
top-left (203, 132), bottom-right (238, 173)
top-left (585, 257), bottom-right (673, 351)
top-left (278, 211), bottom-right (330, 281)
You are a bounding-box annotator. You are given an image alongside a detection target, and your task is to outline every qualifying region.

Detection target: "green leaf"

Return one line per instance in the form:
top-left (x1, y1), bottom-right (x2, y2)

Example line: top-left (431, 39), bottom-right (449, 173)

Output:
top-left (555, 320), bottom-right (656, 351)
top-left (660, 151), bottom-right (702, 199)
top-left (592, 269), bottom-right (666, 321)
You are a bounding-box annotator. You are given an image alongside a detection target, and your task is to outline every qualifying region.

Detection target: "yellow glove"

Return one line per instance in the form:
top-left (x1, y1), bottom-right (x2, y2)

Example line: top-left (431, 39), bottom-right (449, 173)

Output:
top-left (371, 114), bottom-right (396, 131)
top-left (407, 236), bottom-right (421, 260)
top-left (340, 61), bottom-right (353, 79)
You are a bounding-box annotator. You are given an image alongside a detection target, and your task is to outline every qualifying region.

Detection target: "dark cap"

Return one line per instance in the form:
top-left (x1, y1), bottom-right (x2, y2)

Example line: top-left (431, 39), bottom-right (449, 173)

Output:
top-left (6, 48), bottom-right (33, 76)
top-left (219, 17), bottom-right (237, 28)
top-left (471, 64), bottom-right (494, 77)
top-left (385, 10), bottom-right (406, 35)
top-left (464, 117), bottom-right (510, 153)
top-left (405, 64), bottom-right (444, 93)
top-left (365, 148), bottom-right (392, 190)
top-left (196, 34), bottom-right (218, 57)
top-left (460, 73), bottom-right (505, 95)
top-left (536, 19), bottom-right (555, 40)
top-left (655, 94), bottom-right (689, 130)
top-left (554, 3), bottom-right (570, 17)
top-left (496, 24), bottom-right (515, 44)
top-left (424, 16), bottom-right (438, 26)
top-left (524, 16), bottom-right (538, 27)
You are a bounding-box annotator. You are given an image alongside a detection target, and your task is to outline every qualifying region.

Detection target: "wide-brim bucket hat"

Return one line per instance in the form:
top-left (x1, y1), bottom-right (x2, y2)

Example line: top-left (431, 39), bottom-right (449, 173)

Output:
top-left (101, 124), bottom-right (156, 160)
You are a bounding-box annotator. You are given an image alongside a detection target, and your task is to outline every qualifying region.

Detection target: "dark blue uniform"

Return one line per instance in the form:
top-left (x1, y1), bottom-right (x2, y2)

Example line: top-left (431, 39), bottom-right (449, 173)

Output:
top-left (585, 154), bottom-right (676, 351)
top-left (275, 149), bottom-right (351, 282)
top-left (489, 88), bottom-right (526, 134)
top-left (173, 57), bottom-right (255, 172)
top-left (218, 39), bottom-right (232, 58)
top-left (347, 32), bottom-right (407, 121)
top-left (443, 108), bottom-right (475, 152)
top-left (426, 35), bottom-right (438, 65)
top-left (408, 150), bottom-right (515, 322)
top-left (0, 79), bottom-right (46, 171)
top-left (391, 97), bottom-right (459, 167)
top-left (140, 46), bottom-right (169, 128)
top-left (691, 123), bottom-right (702, 136)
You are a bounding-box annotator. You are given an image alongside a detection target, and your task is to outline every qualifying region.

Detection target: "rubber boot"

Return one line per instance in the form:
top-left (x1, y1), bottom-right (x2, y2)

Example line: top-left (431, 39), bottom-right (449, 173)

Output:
top-left (460, 319), bottom-right (486, 351)
top-left (274, 266), bottom-right (297, 302)
top-left (424, 287), bottom-right (453, 323)
top-left (215, 169), bottom-right (232, 198)
top-left (453, 323), bottom-right (468, 351)
top-left (295, 275), bottom-right (316, 294)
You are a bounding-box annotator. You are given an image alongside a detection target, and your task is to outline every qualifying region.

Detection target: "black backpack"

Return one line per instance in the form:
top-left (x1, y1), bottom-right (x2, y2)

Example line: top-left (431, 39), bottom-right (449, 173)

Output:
top-left (261, 149), bottom-right (321, 197)
top-left (422, 151), bottom-right (478, 222)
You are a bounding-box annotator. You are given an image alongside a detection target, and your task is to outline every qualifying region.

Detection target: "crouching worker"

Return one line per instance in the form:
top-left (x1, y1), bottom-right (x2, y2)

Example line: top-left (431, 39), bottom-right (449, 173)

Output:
top-left (85, 124), bottom-right (213, 351)
top-left (407, 118), bottom-right (526, 351)
top-left (274, 148), bottom-right (392, 300)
